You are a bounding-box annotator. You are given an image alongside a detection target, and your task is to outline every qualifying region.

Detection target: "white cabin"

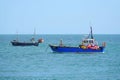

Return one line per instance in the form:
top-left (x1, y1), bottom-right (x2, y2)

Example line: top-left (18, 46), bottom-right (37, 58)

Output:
top-left (82, 39), bottom-right (98, 46)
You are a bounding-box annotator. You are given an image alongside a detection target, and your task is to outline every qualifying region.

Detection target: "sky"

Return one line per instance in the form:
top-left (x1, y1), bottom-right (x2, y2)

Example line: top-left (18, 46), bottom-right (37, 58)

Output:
top-left (0, 0), bottom-right (120, 34)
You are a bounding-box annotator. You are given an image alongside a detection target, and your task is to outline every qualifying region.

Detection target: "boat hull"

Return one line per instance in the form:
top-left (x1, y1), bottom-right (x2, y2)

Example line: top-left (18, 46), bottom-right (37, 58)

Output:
top-left (49, 45), bottom-right (105, 53)
top-left (11, 41), bottom-right (39, 46)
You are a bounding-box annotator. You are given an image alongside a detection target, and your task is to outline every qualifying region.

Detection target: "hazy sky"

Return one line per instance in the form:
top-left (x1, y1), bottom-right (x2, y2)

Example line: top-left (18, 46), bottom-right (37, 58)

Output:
top-left (0, 0), bottom-right (120, 34)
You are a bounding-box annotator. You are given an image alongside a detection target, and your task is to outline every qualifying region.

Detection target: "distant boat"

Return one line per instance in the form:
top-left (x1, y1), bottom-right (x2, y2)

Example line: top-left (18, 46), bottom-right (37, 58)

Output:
top-left (11, 29), bottom-right (44, 46)
top-left (49, 27), bottom-right (106, 53)
top-left (11, 38), bottom-right (44, 46)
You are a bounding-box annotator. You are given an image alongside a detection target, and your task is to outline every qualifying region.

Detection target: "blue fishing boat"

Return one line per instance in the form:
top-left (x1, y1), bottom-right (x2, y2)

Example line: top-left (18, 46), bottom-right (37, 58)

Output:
top-left (49, 27), bottom-right (106, 53)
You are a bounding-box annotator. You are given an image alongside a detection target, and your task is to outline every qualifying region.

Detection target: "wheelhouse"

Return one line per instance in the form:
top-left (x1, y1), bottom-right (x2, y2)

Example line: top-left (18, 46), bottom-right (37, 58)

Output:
top-left (82, 39), bottom-right (97, 46)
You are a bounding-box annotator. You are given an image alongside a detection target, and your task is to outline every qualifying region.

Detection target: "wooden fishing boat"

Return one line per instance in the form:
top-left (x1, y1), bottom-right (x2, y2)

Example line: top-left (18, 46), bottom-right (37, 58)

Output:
top-left (11, 38), bottom-right (43, 46)
top-left (11, 29), bottom-right (44, 46)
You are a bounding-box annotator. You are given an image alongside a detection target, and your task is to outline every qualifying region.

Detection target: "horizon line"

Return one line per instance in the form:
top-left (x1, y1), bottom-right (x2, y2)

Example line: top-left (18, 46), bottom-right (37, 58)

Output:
top-left (0, 33), bottom-right (120, 35)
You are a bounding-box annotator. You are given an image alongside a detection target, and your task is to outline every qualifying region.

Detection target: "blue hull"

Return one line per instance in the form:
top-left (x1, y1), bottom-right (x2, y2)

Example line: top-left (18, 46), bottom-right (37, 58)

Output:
top-left (49, 45), bottom-right (105, 53)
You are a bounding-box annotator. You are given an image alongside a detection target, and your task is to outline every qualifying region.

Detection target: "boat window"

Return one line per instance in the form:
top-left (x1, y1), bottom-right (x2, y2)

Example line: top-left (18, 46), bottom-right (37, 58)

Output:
top-left (89, 40), bottom-right (93, 43)
top-left (83, 40), bottom-right (88, 43)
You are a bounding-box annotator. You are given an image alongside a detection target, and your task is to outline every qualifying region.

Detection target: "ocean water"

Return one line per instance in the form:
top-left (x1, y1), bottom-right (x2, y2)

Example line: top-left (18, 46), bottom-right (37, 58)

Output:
top-left (0, 34), bottom-right (120, 80)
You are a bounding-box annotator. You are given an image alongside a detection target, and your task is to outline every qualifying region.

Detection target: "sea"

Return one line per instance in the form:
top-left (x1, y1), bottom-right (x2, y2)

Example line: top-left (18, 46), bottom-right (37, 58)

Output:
top-left (0, 34), bottom-right (120, 80)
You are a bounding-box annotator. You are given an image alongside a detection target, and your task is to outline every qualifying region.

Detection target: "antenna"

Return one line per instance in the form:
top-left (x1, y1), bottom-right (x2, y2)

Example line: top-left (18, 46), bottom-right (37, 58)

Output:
top-left (89, 21), bottom-right (92, 27)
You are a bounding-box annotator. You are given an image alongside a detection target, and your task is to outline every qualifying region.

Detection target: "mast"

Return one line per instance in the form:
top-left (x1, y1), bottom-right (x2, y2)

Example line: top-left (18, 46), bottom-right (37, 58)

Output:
top-left (90, 27), bottom-right (94, 39)
top-left (32, 27), bottom-right (36, 39)
top-left (34, 27), bottom-right (36, 39)
top-left (31, 27), bottom-right (36, 42)
top-left (16, 30), bottom-right (18, 41)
